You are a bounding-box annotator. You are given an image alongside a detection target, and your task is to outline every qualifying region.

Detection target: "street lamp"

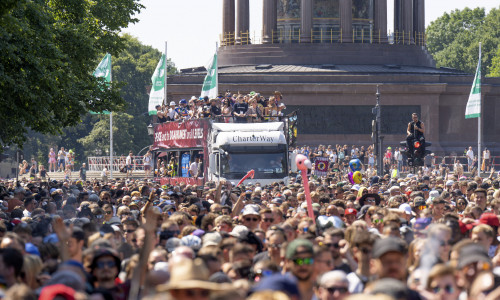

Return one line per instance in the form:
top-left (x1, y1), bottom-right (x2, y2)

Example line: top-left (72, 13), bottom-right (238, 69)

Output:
top-left (147, 124), bottom-right (155, 136)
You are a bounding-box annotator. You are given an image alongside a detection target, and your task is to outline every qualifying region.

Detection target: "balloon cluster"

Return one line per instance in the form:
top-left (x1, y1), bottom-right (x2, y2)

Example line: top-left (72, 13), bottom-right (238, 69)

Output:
top-left (348, 158), bottom-right (363, 184)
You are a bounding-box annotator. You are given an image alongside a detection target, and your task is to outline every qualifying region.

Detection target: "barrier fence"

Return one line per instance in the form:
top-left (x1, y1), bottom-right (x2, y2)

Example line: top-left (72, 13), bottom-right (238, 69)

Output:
top-left (87, 156), bottom-right (146, 172)
top-left (221, 29), bottom-right (426, 46)
top-left (431, 156), bottom-right (499, 172)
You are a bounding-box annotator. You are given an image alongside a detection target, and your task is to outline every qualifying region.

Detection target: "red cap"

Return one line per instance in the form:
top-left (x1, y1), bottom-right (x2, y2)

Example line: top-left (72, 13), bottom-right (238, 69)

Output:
top-left (479, 213), bottom-right (500, 227)
top-left (345, 208), bottom-right (358, 216)
top-left (39, 284), bottom-right (75, 300)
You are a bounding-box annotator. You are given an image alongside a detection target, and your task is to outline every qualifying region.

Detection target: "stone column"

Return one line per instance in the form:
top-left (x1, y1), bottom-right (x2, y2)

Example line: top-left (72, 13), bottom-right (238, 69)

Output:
top-left (262, 0), bottom-right (277, 44)
top-left (373, 0), bottom-right (388, 43)
top-left (222, 0), bottom-right (235, 45)
top-left (402, 0), bottom-right (414, 44)
top-left (235, 0), bottom-right (250, 44)
top-left (413, 0), bottom-right (425, 45)
top-left (339, 0), bottom-right (352, 43)
top-left (300, 0), bottom-right (313, 43)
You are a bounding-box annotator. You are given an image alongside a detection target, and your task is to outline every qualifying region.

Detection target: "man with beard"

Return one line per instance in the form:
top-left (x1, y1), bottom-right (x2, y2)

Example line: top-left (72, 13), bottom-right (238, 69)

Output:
top-left (285, 239), bottom-right (316, 300)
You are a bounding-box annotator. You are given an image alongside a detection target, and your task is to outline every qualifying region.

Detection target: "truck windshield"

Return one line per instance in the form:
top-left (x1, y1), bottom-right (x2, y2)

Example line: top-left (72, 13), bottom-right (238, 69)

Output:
top-left (220, 152), bottom-right (287, 179)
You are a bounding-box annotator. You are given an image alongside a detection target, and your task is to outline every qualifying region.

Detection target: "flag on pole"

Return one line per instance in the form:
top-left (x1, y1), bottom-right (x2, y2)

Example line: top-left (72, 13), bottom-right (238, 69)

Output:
top-left (91, 53), bottom-right (112, 115)
top-left (148, 54), bottom-right (166, 115)
top-left (200, 52), bottom-right (218, 99)
top-left (93, 53), bottom-right (112, 83)
top-left (465, 52), bottom-right (481, 119)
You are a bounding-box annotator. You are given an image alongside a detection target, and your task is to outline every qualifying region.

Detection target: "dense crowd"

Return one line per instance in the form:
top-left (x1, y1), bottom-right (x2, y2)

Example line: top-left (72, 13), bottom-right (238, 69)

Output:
top-left (155, 91), bottom-right (286, 123)
top-left (0, 160), bottom-right (499, 300)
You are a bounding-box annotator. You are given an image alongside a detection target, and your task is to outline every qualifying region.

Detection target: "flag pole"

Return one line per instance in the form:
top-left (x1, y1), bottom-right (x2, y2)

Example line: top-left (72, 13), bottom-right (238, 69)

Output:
top-left (216, 42), bottom-right (219, 96)
top-left (110, 56), bottom-right (113, 180)
top-left (477, 42), bottom-right (482, 177)
top-left (164, 41), bottom-right (168, 106)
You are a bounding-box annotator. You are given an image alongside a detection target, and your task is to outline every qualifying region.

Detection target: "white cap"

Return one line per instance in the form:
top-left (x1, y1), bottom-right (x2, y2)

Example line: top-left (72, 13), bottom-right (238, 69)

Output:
top-left (170, 101), bottom-right (176, 106)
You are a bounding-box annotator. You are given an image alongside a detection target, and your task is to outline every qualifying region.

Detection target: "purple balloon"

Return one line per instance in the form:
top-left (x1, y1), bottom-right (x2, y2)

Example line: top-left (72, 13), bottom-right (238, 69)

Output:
top-left (348, 172), bottom-right (355, 184)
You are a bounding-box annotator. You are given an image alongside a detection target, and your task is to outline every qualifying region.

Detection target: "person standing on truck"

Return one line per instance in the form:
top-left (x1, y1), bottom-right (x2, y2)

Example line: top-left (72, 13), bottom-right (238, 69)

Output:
top-left (232, 94), bottom-right (248, 123)
top-left (406, 112), bottom-right (425, 155)
top-left (175, 99), bottom-right (189, 120)
top-left (189, 157), bottom-right (200, 178)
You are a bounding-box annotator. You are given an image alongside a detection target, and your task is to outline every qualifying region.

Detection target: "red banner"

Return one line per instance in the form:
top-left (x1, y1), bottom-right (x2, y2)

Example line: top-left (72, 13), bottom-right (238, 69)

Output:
top-left (152, 119), bottom-right (210, 150)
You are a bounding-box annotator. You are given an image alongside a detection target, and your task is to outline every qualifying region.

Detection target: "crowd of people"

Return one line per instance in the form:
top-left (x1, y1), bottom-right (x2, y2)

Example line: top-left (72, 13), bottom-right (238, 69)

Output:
top-left (155, 91), bottom-right (287, 123)
top-left (1, 153), bottom-right (500, 299)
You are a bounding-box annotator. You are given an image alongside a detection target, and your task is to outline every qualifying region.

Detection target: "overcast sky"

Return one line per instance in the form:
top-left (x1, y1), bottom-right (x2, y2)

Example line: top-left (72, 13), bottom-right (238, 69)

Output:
top-left (123, 0), bottom-right (499, 69)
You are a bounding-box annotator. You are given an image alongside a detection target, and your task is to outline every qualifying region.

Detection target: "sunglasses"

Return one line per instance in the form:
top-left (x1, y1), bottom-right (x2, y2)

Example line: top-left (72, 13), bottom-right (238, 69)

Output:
top-left (293, 257), bottom-right (314, 266)
top-left (245, 217), bottom-right (259, 222)
top-left (268, 243), bottom-right (282, 249)
top-left (125, 229), bottom-right (135, 233)
top-left (457, 202), bottom-right (466, 205)
top-left (365, 199), bottom-right (375, 203)
top-left (422, 188), bottom-right (429, 191)
top-left (418, 205), bottom-right (427, 210)
top-left (105, 211), bottom-right (113, 215)
top-left (432, 284), bottom-right (454, 294)
top-left (372, 219), bottom-right (383, 224)
top-left (96, 261), bottom-right (116, 269)
top-left (263, 218), bottom-right (274, 223)
top-left (324, 242), bottom-right (340, 249)
top-left (325, 287), bottom-right (348, 294)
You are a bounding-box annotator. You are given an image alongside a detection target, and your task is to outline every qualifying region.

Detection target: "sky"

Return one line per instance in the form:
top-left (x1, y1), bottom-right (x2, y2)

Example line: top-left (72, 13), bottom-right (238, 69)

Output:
top-left (123, 0), bottom-right (499, 69)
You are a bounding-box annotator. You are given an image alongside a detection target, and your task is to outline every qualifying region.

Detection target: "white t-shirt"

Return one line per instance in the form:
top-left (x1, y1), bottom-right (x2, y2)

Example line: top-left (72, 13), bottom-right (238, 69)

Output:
top-left (126, 155), bottom-right (132, 166)
top-left (189, 162), bottom-right (198, 177)
top-left (467, 149), bottom-right (474, 160)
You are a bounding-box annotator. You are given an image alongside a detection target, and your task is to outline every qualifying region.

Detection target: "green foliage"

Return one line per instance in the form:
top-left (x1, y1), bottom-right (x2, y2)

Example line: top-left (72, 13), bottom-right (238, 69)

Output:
top-left (0, 0), bottom-right (143, 147)
top-left (22, 35), bottom-right (178, 166)
top-left (426, 6), bottom-right (500, 75)
top-left (490, 46), bottom-right (500, 77)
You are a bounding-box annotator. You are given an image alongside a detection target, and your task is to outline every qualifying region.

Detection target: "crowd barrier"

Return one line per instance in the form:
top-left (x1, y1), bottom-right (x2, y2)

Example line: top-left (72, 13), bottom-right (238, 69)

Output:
top-left (87, 156), bottom-right (146, 172)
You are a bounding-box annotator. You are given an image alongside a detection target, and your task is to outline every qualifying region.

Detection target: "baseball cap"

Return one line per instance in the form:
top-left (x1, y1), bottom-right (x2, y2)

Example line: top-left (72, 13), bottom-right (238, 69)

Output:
top-left (285, 239), bottom-right (314, 259)
top-left (414, 196), bottom-right (426, 207)
top-left (457, 243), bottom-right (491, 269)
top-left (242, 204), bottom-right (260, 216)
top-left (413, 218), bottom-right (432, 231)
top-left (345, 208), bottom-right (357, 216)
top-left (478, 213), bottom-right (500, 228)
top-left (372, 237), bottom-right (407, 258)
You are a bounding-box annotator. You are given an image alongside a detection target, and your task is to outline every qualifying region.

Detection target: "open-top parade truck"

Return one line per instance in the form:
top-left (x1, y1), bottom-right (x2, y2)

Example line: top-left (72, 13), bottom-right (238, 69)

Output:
top-left (152, 116), bottom-right (297, 186)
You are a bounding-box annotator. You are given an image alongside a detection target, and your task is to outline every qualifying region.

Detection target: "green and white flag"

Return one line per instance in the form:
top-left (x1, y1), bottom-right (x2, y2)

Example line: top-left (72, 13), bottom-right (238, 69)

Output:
top-left (93, 53), bottom-right (112, 83)
top-left (148, 54), bottom-right (166, 115)
top-left (200, 52), bottom-right (218, 99)
top-left (91, 53), bottom-right (112, 114)
top-left (465, 52), bottom-right (481, 119)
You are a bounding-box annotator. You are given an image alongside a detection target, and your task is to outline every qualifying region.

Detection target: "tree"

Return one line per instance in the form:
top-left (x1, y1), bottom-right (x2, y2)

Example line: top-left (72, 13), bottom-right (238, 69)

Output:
top-left (0, 0), bottom-right (143, 147)
top-left (426, 7), bottom-right (500, 75)
top-left (21, 35), bottom-right (178, 166)
top-left (489, 46), bottom-right (500, 77)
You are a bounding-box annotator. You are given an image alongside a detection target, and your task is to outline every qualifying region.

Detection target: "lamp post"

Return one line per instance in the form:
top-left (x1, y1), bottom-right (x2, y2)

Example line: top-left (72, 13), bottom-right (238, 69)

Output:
top-left (375, 86), bottom-right (383, 176)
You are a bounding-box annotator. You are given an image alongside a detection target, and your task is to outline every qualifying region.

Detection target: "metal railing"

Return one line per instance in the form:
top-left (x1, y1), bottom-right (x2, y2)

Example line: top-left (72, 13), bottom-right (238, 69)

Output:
top-left (221, 29), bottom-right (426, 46)
top-left (88, 156), bottom-right (146, 172)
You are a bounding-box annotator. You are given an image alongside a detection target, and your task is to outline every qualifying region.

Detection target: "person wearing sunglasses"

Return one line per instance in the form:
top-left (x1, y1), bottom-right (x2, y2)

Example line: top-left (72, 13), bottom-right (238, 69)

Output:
top-left (285, 239), bottom-right (316, 300)
top-left (426, 265), bottom-right (461, 300)
top-left (241, 205), bottom-right (261, 230)
top-left (314, 270), bottom-right (350, 300)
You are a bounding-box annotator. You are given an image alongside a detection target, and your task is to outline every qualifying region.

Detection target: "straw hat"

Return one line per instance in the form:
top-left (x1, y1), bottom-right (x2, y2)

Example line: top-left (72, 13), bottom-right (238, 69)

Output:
top-left (157, 258), bottom-right (229, 292)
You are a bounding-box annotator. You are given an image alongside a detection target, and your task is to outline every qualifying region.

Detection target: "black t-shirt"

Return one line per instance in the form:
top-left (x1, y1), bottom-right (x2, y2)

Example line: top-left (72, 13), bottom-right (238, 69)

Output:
top-left (233, 102), bottom-right (248, 115)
